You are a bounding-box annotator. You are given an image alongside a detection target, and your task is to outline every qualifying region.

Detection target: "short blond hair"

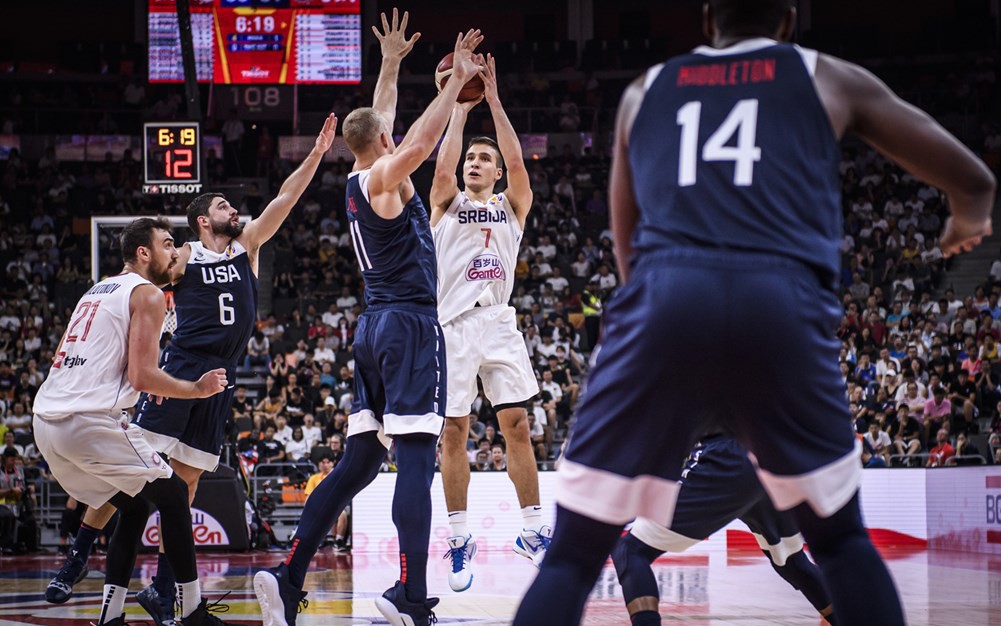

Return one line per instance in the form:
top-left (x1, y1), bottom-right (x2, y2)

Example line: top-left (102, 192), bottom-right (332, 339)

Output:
top-left (342, 107), bottom-right (386, 154)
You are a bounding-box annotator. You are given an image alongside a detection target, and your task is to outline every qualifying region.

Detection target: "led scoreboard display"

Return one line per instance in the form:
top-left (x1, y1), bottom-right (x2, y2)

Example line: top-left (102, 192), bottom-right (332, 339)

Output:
top-left (148, 0), bottom-right (362, 84)
top-left (143, 122), bottom-right (202, 194)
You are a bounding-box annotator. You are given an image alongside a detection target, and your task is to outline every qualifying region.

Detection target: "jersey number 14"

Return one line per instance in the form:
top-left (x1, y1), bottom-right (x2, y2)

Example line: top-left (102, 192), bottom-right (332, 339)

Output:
top-left (676, 98), bottom-right (761, 187)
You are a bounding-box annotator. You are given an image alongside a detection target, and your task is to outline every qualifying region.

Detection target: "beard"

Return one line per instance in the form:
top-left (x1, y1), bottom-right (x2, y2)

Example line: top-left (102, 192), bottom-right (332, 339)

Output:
top-left (148, 259), bottom-right (174, 287)
top-left (213, 219), bottom-right (244, 239)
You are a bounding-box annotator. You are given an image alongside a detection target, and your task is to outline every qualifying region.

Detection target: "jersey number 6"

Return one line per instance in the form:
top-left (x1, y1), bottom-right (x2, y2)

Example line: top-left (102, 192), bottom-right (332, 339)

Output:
top-left (219, 293), bottom-right (235, 326)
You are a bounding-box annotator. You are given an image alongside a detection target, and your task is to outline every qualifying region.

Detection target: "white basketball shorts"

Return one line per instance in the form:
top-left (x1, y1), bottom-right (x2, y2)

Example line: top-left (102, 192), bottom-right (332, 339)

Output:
top-left (33, 411), bottom-right (173, 509)
top-left (442, 304), bottom-right (540, 417)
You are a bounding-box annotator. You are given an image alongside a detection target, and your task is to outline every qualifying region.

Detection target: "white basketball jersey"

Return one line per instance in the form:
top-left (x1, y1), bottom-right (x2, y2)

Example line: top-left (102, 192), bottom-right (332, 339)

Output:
top-left (433, 190), bottom-right (522, 326)
top-left (34, 272), bottom-right (152, 419)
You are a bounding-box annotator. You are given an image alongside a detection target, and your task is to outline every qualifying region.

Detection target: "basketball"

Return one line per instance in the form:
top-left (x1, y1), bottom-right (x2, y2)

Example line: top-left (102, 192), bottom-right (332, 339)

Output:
top-left (435, 52), bottom-right (485, 103)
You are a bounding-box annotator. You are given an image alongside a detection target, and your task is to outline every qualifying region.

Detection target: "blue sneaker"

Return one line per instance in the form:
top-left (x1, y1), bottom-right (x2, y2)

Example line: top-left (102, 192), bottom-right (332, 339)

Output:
top-left (137, 581), bottom-right (176, 626)
top-left (443, 534), bottom-right (476, 592)
top-left (254, 564), bottom-right (308, 626)
top-left (513, 525), bottom-right (552, 568)
top-left (44, 549), bottom-right (89, 604)
top-left (374, 581), bottom-right (439, 626)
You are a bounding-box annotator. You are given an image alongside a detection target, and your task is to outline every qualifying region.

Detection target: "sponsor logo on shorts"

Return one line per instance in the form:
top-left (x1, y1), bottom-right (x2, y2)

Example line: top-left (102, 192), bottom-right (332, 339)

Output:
top-left (465, 254), bottom-right (505, 282)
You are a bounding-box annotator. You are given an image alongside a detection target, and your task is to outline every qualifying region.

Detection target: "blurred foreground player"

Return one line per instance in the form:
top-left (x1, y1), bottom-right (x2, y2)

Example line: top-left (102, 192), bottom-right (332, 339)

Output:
top-left (45, 115), bottom-right (336, 621)
top-left (32, 218), bottom-right (235, 625)
top-left (612, 435), bottom-right (835, 625)
top-left (514, 1), bottom-right (996, 625)
top-left (254, 13), bottom-right (484, 626)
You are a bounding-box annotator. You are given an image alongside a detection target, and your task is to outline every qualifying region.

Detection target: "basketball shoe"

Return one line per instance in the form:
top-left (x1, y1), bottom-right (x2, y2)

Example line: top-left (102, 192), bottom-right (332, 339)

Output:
top-left (137, 581), bottom-right (175, 626)
top-left (513, 525), bottom-right (552, 568)
top-left (254, 563), bottom-right (308, 626)
top-left (374, 580), bottom-right (439, 626)
top-left (45, 549), bottom-right (89, 603)
top-left (444, 534), bottom-right (476, 592)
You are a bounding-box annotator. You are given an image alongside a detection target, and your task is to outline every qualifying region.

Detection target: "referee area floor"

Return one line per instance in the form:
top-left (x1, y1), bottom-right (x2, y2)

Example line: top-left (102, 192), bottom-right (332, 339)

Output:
top-left (0, 546), bottom-right (997, 625)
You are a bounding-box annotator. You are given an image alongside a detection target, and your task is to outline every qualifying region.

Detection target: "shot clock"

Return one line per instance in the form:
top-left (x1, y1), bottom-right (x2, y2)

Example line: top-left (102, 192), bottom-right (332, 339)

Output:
top-left (143, 122), bottom-right (203, 194)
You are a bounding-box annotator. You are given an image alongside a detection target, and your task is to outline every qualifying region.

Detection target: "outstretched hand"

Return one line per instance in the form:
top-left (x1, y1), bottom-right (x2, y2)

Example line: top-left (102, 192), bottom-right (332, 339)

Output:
top-left (372, 8), bottom-right (420, 61)
top-left (313, 113), bottom-right (338, 155)
top-left (481, 53), bottom-right (500, 105)
top-left (452, 29), bottom-right (485, 83)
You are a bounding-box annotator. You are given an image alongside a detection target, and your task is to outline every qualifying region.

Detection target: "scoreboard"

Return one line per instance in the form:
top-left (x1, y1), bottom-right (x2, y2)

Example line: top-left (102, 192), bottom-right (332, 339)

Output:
top-left (148, 0), bottom-right (362, 84)
top-left (143, 122), bottom-right (203, 194)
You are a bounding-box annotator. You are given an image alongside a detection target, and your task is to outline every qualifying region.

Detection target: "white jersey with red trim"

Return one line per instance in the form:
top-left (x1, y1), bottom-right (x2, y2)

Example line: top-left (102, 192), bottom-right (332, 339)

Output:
top-left (432, 190), bottom-right (522, 326)
top-left (34, 272), bottom-right (152, 419)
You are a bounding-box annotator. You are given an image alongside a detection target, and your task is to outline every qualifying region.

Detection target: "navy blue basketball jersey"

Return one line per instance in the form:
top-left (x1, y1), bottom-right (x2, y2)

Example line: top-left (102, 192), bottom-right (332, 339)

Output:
top-left (171, 239), bottom-right (258, 363)
top-left (346, 169), bottom-right (438, 306)
top-left (629, 39), bottom-right (841, 284)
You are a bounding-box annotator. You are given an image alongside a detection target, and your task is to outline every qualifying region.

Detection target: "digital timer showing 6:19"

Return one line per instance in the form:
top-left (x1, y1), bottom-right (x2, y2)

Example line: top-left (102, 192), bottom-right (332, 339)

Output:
top-left (144, 122), bottom-right (201, 186)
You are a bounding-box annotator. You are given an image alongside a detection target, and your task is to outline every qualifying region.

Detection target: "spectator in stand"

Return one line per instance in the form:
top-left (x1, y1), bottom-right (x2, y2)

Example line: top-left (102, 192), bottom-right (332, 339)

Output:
top-left (487, 443), bottom-right (507, 472)
top-left (232, 385), bottom-right (253, 421)
top-left (285, 427), bottom-right (311, 465)
top-left (926, 429), bottom-right (955, 467)
top-left (303, 453), bottom-right (349, 552)
top-left (245, 331), bottom-right (270, 369)
top-left (953, 432), bottom-right (984, 465)
top-left (313, 337), bottom-right (335, 365)
top-left (923, 385), bottom-right (952, 439)
top-left (257, 423), bottom-right (285, 471)
top-left (891, 405), bottom-right (923, 463)
top-left (301, 414), bottom-right (322, 450)
top-left (865, 421), bottom-right (892, 467)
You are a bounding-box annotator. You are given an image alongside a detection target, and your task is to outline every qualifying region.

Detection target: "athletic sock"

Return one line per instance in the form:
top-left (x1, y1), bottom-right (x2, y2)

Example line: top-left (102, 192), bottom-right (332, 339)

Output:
top-left (393, 434), bottom-right (437, 601)
top-left (447, 510), bottom-right (469, 538)
top-left (71, 522), bottom-right (100, 563)
top-left (631, 611), bottom-right (661, 626)
top-left (521, 505), bottom-right (544, 533)
top-left (153, 551), bottom-right (176, 597)
top-left (98, 584), bottom-right (128, 624)
top-left (176, 580), bottom-right (201, 618)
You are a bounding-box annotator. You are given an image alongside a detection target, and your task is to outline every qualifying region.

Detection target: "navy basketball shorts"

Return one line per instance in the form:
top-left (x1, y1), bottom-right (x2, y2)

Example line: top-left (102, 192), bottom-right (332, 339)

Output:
top-left (557, 247), bottom-right (861, 528)
top-left (133, 344), bottom-right (236, 472)
top-left (348, 303), bottom-right (446, 448)
top-left (630, 436), bottom-right (805, 565)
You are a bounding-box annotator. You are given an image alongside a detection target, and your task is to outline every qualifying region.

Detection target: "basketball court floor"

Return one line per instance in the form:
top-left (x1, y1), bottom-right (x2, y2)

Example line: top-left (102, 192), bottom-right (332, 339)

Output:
top-left (1, 544), bottom-right (998, 625)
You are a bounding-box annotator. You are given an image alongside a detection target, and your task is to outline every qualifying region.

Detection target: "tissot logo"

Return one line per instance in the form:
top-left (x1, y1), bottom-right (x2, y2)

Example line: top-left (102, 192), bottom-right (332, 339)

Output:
top-left (241, 67), bottom-right (271, 79)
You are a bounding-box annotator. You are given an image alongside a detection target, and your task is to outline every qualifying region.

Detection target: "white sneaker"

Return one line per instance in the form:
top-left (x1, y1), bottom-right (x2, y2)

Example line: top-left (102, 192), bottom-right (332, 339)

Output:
top-left (513, 525), bottom-right (552, 568)
top-left (443, 534), bottom-right (477, 592)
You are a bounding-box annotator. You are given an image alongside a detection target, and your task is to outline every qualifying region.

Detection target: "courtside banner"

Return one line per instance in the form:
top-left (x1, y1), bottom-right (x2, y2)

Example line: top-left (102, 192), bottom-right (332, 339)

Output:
top-left (927, 466), bottom-right (1001, 554)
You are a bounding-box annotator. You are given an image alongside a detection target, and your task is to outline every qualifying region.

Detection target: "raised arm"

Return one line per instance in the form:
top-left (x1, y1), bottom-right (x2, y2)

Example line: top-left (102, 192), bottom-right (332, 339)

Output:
top-left (240, 114), bottom-right (337, 251)
top-left (430, 100), bottom-right (479, 222)
top-left (128, 285), bottom-right (227, 399)
top-left (609, 76), bottom-right (646, 284)
top-left (371, 8), bottom-right (420, 132)
top-left (816, 54), bottom-right (996, 257)
top-left (369, 29), bottom-right (483, 198)
top-left (482, 53), bottom-right (532, 225)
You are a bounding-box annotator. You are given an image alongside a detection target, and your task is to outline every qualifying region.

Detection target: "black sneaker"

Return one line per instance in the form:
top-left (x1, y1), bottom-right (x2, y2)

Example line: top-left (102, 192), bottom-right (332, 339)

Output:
top-left (332, 538), bottom-right (351, 554)
top-left (374, 581), bottom-right (439, 626)
top-left (253, 564), bottom-right (308, 626)
top-left (175, 597), bottom-right (242, 625)
top-left (100, 615), bottom-right (129, 625)
top-left (44, 550), bottom-right (89, 604)
top-left (136, 581), bottom-right (176, 626)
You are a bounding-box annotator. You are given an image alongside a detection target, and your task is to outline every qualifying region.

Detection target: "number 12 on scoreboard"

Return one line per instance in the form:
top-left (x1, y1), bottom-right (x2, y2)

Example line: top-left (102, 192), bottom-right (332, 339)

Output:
top-left (144, 122), bottom-right (202, 186)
